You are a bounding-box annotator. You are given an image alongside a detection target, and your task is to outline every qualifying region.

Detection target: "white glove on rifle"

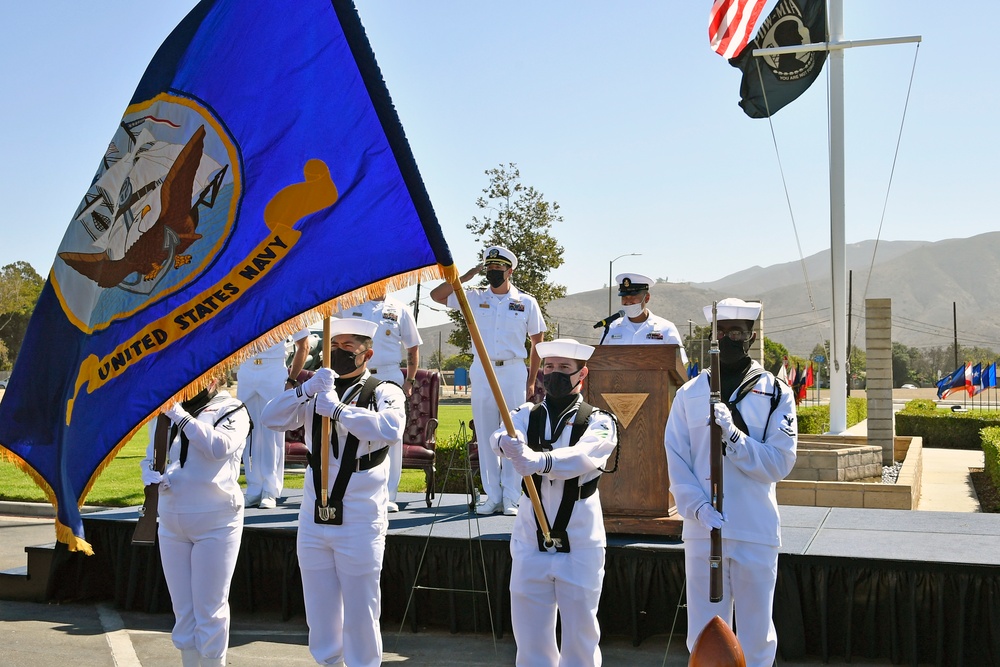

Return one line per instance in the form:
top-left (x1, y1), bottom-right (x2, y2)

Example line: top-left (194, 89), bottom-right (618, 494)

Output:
top-left (140, 467), bottom-right (162, 486)
top-left (713, 402), bottom-right (747, 450)
top-left (315, 390), bottom-right (348, 420)
top-left (302, 368), bottom-right (335, 398)
top-left (695, 501), bottom-right (725, 531)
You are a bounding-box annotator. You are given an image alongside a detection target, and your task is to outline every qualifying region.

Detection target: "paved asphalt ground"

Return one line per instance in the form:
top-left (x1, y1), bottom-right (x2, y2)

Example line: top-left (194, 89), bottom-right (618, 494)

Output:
top-left (0, 511), bottom-right (918, 666)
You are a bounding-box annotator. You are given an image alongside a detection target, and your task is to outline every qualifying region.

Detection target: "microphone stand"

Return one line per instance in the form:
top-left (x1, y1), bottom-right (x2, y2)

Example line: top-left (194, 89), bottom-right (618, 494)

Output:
top-left (599, 324), bottom-right (612, 345)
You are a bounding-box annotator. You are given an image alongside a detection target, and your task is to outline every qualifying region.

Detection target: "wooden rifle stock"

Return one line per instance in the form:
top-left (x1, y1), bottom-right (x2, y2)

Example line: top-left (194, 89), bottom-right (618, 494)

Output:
top-left (133, 414), bottom-right (170, 546)
top-left (708, 302), bottom-right (724, 603)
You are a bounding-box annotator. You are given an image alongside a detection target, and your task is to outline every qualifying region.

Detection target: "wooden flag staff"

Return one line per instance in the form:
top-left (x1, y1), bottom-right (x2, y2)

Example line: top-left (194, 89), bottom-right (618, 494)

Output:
top-left (318, 316), bottom-right (332, 520)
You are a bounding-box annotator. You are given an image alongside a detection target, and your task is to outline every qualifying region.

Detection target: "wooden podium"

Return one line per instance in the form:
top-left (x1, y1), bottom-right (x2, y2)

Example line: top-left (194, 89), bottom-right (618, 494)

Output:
top-left (584, 345), bottom-right (687, 537)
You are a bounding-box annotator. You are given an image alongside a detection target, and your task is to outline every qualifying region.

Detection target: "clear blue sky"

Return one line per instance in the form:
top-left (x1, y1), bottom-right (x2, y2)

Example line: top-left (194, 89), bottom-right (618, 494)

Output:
top-left (1, 2), bottom-right (995, 328)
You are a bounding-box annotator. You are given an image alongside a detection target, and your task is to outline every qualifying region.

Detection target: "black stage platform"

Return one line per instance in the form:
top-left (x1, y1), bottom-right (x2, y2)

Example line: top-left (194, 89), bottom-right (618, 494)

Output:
top-left (53, 491), bottom-right (1000, 665)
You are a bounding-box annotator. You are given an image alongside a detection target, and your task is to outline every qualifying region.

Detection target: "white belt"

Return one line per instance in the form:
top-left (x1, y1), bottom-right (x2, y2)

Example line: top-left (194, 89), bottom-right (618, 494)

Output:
top-left (250, 357), bottom-right (284, 365)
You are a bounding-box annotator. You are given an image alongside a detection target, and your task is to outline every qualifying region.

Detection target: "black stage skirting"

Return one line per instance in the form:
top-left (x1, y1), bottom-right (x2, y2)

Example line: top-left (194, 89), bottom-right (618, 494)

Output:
top-left (47, 491), bottom-right (1000, 665)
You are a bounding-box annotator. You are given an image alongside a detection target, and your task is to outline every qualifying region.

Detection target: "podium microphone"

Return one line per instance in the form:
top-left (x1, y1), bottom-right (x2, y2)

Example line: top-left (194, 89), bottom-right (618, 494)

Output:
top-left (593, 310), bottom-right (625, 329)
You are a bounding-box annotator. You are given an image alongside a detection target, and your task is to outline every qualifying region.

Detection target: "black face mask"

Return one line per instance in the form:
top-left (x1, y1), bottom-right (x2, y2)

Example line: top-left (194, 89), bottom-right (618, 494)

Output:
top-left (718, 336), bottom-right (750, 365)
top-left (542, 370), bottom-right (581, 399)
top-left (330, 348), bottom-right (363, 375)
top-left (486, 269), bottom-right (506, 289)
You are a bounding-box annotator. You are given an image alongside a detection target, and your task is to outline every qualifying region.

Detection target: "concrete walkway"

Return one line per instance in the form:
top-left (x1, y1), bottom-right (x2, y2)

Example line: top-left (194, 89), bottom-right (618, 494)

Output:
top-left (916, 447), bottom-right (983, 512)
top-left (843, 415), bottom-right (985, 513)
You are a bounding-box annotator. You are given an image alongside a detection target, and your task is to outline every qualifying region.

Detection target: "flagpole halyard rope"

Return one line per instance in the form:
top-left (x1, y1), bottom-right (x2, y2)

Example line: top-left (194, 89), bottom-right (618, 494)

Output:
top-left (852, 42), bottom-right (922, 352)
top-left (754, 58), bottom-right (818, 316)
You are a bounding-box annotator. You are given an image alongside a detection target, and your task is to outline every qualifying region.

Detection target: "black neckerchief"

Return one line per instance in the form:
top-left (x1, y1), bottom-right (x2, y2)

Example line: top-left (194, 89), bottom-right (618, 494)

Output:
top-left (720, 356), bottom-right (752, 402)
top-left (181, 387), bottom-right (217, 415)
top-left (544, 393), bottom-right (579, 421)
top-left (173, 391), bottom-right (223, 467)
top-left (334, 375), bottom-right (361, 397)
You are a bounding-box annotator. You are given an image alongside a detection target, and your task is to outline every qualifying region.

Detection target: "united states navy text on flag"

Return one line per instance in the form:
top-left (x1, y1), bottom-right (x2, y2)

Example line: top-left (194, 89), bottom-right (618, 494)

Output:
top-left (0, 0), bottom-right (452, 553)
top-left (729, 0), bottom-right (828, 118)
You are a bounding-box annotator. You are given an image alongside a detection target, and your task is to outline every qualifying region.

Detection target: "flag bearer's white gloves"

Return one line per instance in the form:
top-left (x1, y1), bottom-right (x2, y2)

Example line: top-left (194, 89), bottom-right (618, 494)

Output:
top-left (303, 368), bottom-right (335, 398)
top-left (164, 403), bottom-right (188, 423)
top-left (498, 431), bottom-right (548, 477)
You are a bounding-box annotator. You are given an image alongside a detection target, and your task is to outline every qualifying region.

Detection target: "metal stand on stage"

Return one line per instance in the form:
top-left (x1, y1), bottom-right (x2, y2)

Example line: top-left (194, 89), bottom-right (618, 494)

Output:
top-left (396, 420), bottom-right (499, 651)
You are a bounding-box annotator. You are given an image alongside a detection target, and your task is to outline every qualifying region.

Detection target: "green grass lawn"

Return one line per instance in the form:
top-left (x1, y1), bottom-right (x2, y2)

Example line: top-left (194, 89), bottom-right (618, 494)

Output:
top-left (0, 403), bottom-right (474, 506)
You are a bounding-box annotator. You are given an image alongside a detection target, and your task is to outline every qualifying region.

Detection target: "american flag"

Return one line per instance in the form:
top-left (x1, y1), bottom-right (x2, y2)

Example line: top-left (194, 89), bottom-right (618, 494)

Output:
top-left (709, 0), bottom-right (768, 59)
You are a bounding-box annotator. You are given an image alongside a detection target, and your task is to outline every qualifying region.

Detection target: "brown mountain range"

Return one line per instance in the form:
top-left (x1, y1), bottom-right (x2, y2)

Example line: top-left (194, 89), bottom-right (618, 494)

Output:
top-left (417, 232), bottom-right (1000, 361)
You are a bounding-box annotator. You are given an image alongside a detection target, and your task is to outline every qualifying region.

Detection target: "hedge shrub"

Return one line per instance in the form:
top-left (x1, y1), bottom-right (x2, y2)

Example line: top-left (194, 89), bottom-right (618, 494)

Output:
top-left (797, 397), bottom-right (867, 435)
top-left (983, 426), bottom-right (1000, 489)
top-left (896, 400), bottom-right (1000, 449)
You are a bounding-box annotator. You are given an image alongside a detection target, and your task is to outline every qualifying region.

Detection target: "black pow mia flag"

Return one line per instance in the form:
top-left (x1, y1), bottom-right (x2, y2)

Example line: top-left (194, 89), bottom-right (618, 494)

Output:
top-left (729, 0), bottom-right (828, 118)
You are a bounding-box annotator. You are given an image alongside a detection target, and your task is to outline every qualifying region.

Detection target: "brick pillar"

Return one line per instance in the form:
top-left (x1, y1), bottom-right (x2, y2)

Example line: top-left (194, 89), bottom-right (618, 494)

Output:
top-left (866, 298), bottom-right (894, 464)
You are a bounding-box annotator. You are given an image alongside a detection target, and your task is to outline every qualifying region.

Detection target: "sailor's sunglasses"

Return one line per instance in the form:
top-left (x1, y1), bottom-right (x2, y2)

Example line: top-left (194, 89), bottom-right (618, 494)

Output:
top-left (718, 329), bottom-right (752, 342)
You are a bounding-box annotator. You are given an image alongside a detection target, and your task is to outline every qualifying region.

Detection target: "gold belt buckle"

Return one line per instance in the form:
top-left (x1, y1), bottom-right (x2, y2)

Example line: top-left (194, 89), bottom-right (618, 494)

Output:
top-left (253, 359), bottom-right (264, 365)
top-left (494, 359), bottom-right (504, 367)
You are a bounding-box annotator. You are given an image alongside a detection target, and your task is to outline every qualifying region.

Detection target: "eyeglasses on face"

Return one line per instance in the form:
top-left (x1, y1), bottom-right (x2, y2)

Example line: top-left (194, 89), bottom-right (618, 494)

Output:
top-left (718, 329), bottom-right (752, 342)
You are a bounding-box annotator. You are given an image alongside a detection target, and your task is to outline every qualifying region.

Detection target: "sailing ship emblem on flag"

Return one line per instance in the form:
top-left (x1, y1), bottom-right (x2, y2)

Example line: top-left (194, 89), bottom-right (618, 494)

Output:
top-left (55, 95), bottom-right (239, 331)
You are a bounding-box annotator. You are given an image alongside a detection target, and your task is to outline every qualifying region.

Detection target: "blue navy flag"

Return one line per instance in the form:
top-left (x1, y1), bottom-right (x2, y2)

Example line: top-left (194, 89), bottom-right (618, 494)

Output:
top-left (0, 0), bottom-right (453, 553)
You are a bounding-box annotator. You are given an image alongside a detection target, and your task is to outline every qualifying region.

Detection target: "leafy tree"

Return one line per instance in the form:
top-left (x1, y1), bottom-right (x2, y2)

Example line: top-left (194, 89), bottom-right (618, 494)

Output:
top-left (847, 345), bottom-right (867, 389)
top-left (0, 261), bottom-right (44, 369)
top-left (763, 338), bottom-right (789, 375)
top-left (447, 163), bottom-right (566, 353)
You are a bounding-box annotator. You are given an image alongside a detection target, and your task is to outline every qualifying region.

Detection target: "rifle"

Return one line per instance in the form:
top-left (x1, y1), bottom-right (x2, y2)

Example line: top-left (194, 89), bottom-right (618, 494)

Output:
top-left (708, 302), bottom-right (724, 603)
top-left (132, 414), bottom-right (170, 546)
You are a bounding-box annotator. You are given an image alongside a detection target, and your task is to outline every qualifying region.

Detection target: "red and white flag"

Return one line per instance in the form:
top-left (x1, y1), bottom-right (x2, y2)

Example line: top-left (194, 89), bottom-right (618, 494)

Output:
top-left (709, 0), bottom-right (768, 59)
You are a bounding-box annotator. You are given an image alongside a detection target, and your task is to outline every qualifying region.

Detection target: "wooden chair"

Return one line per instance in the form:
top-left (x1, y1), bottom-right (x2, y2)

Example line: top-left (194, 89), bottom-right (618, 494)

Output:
top-left (402, 368), bottom-right (440, 507)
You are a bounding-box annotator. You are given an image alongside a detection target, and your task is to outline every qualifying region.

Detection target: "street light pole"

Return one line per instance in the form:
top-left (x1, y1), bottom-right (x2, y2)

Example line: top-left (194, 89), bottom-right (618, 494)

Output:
top-left (608, 252), bottom-right (641, 313)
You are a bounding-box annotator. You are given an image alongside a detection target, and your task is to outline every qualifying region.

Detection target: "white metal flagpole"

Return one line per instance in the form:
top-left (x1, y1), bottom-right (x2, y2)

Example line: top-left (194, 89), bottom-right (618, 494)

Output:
top-left (827, 0), bottom-right (847, 433)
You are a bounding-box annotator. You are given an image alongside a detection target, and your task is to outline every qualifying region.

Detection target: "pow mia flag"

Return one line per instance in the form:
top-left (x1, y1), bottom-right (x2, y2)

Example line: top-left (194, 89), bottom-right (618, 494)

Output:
top-left (729, 0), bottom-right (828, 118)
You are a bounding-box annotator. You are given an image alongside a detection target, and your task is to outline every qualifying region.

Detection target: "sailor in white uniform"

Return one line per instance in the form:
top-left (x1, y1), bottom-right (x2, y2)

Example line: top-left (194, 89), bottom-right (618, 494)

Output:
top-left (602, 272), bottom-right (688, 364)
top-left (236, 327), bottom-right (310, 508)
top-left (140, 374), bottom-right (251, 667)
top-left (431, 245), bottom-right (546, 516)
top-left (664, 298), bottom-right (797, 667)
top-left (491, 338), bottom-right (619, 667)
top-left (261, 317), bottom-right (405, 667)
top-left (342, 294), bottom-right (422, 511)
